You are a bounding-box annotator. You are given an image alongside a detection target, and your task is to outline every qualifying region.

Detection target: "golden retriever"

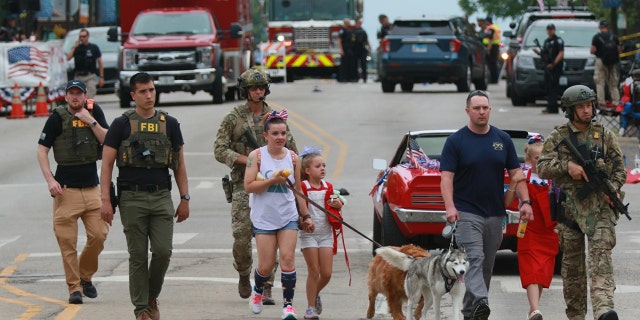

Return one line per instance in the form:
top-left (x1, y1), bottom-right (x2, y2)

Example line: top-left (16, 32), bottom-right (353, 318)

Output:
top-left (366, 244), bottom-right (429, 320)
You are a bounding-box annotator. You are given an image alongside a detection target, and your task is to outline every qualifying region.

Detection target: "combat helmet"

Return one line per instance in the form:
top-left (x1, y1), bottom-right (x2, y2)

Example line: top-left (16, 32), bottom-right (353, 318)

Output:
top-left (561, 85), bottom-right (596, 120)
top-left (238, 68), bottom-right (271, 98)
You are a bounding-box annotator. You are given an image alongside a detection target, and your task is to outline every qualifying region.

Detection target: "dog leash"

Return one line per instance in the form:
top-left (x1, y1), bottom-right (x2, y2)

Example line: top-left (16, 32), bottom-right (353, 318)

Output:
top-left (285, 180), bottom-right (383, 248)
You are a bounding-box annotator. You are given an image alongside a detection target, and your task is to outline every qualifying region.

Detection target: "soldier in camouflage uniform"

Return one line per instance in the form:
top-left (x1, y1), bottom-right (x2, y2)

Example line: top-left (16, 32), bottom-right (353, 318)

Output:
top-left (214, 68), bottom-right (298, 302)
top-left (537, 85), bottom-right (626, 320)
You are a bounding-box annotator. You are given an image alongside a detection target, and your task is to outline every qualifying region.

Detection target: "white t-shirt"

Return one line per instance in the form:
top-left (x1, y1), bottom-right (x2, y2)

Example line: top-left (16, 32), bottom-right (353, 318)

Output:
top-left (250, 146), bottom-right (298, 230)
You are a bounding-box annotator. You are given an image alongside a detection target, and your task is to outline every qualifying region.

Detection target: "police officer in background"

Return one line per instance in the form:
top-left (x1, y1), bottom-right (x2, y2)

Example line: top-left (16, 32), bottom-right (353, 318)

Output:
top-left (537, 85), bottom-right (626, 320)
top-left (66, 28), bottom-right (104, 98)
top-left (100, 72), bottom-right (190, 320)
top-left (214, 68), bottom-right (297, 304)
top-left (534, 23), bottom-right (564, 114)
top-left (37, 80), bottom-right (110, 304)
top-left (482, 16), bottom-right (501, 83)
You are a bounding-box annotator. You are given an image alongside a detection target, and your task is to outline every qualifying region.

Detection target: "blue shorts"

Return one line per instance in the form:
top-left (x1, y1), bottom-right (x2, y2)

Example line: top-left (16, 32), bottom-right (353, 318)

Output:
top-left (253, 220), bottom-right (299, 235)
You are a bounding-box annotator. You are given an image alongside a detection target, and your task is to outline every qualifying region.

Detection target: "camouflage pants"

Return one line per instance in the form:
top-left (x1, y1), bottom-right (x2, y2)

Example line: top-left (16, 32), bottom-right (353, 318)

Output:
top-left (558, 222), bottom-right (616, 320)
top-left (230, 186), bottom-right (278, 282)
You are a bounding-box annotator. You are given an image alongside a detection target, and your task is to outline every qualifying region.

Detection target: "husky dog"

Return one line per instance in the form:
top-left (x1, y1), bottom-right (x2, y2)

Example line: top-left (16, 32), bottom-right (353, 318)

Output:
top-left (375, 246), bottom-right (468, 320)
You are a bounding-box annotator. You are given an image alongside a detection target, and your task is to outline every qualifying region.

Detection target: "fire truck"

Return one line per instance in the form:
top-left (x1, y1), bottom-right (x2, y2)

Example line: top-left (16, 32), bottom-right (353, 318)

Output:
top-left (109, 0), bottom-right (253, 108)
top-left (261, 0), bottom-right (363, 82)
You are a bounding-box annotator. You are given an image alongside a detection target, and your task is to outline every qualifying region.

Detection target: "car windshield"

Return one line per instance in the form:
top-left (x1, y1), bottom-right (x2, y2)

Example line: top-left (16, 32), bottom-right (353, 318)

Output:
top-left (270, 0), bottom-right (354, 21)
top-left (524, 24), bottom-right (596, 48)
top-left (132, 12), bottom-right (212, 36)
top-left (63, 29), bottom-right (120, 54)
top-left (390, 20), bottom-right (452, 36)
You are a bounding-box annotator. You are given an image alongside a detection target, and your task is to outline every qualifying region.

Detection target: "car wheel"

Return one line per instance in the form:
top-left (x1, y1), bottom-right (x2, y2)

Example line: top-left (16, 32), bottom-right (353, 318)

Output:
top-left (400, 82), bottom-right (414, 92)
top-left (456, 64), bottom-right (471, 92)
top-left (372, 209), bottom-right (382, 256)
top-left (212, 59), bottom-right (224, 104)
top-left (382, 203), bottom-right (407, 246)
top-left (506, 79), bottom-right (512, 98)
top-left (225, 87), bottom-right (236, 102)
top-left (510, 86), bottom-right (527, 106)
top-left (119, 85), bottom-right (132, 108)
top-left (474, 63), bottom-right (489, 91)
top-left (381, 78), bottom-right (395, 93)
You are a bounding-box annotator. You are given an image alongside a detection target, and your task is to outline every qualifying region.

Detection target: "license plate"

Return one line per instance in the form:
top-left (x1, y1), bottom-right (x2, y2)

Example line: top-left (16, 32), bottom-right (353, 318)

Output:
top-left (412, 44), bottom-right (427, 53)
top-left (559, 76), bottom-right (568, 86)
top-left (158, 76), bottom-right (174, 85)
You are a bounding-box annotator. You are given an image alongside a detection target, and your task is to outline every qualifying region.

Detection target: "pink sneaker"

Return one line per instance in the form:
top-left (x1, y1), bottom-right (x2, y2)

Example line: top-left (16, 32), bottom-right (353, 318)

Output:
top-left (250, 289), bottom-right (263, 314)
top-left (281, 305), bottom-right (297, 319)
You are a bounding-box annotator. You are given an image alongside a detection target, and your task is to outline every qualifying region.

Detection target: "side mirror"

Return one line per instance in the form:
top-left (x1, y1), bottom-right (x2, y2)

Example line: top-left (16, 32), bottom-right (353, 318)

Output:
top-left (373, 158), bottom-right (388, 170)
top-left (229, 23), bottom-right (242, 39)
top-left (107, 26), bottom-right (118, 42)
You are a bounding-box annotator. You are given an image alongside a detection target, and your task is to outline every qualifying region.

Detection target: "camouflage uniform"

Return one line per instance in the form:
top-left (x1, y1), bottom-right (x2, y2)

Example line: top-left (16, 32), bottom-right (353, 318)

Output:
top-left (213, 102), bottom-right (297, 277)
top-left (537, 120), bottom-right (626, 320)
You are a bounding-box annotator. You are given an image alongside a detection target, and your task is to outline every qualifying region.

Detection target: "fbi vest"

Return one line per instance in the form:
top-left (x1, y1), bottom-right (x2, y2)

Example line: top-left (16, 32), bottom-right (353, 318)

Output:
top-left (116, 109), bottom-right (178, 170)
top-left (52, 106), bottom-right (100, 165)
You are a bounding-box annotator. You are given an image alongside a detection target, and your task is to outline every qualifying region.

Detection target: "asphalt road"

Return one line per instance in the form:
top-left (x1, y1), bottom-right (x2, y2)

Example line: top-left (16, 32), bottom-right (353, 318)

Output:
top-left (0, 79), bottom-right (639, 320)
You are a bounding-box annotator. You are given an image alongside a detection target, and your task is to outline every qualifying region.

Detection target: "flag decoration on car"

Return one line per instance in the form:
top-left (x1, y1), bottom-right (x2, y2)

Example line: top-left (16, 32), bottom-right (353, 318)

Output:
top-left (404, 137), bottom-right (440, 170)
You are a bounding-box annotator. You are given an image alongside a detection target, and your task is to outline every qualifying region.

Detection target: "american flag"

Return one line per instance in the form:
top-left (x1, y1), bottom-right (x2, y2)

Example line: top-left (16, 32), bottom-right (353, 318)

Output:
top-left (8, 46), bottom-right (50, 79)
top-left (406, 137), bottom-right (429, 169)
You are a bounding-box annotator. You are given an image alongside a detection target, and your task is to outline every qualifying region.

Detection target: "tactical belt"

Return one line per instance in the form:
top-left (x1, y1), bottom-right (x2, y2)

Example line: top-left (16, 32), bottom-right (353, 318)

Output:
top-left (118, 183), bottom-right (170, 192)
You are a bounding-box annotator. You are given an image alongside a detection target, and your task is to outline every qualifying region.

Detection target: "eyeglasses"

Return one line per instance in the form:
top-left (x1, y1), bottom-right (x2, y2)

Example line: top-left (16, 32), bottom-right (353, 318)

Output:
top-left (528, 135), bottom-right (544, 144)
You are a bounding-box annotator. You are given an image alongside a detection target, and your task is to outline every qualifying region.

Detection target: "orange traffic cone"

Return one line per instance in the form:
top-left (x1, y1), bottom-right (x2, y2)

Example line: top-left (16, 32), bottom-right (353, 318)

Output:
top-left (33, 82), bottom-right (50, 117)
top-left (7, 83), bottom-right (27, 119)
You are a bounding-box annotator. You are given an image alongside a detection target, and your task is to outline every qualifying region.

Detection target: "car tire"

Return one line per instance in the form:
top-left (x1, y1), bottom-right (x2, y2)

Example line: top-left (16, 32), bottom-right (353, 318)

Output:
top-left (506, 79), bottom-right (512, 98)
top-left (372, 209), bottom-right (382, 256)
top-left (225, 87), bottom-right (236, 102)
top-left (212, 59), bottom-right (224, 104)
top-left (400, 82), bottom-right (414, 92)
top-left (382, 203), bottom-right (407, 246)
top-left (381, 78), bottom-right (395, 93)
top-left (119, 85), bottom-right (132, 109)
top-left (510, 86), bottom-right (527, 106)
top-left (474, 63), bottom-right (489, 91)
top-left (456, 64), bottom-right (471, 92)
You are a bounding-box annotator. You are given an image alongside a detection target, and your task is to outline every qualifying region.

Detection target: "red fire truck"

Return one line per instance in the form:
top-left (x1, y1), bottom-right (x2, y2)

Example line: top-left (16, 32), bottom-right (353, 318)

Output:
top-left (109, 0), bottom-right (253, 107)
top-left (261, 0), bottom-right (363, 82)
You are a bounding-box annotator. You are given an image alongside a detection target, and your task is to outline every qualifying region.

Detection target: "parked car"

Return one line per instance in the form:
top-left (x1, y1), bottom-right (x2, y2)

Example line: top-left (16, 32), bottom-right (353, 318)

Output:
top-left (510, 19), bottom-right (598, 106)
top-left (503, 6), bottom-right (596, 98)
top-left (370, 129), bottom-right (533, 254)
top-left (63, 26), bottom-right (120, 94)
top-left (376, 15), bottom-right (489, 93)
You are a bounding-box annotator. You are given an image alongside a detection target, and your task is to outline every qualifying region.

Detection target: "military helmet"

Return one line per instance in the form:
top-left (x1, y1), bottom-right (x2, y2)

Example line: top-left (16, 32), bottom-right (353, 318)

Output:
top-left (238, 68), bottom-right (271, 88)
top-left (561, 85), bottom-right (596, 108)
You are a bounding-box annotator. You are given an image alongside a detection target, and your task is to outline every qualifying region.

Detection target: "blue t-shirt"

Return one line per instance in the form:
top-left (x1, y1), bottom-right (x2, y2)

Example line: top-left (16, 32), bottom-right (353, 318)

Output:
top-left (440, 126), bottom-right (519, 217)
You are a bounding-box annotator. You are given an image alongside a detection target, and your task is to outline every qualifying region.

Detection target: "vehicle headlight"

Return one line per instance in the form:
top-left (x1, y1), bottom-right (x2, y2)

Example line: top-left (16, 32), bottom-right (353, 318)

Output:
top-left (500, 52), bottom-right (509, 61)
top-left (197, 46), bottom-right (214, 67)
top-left (123, 49), bottom-right (138, 70)
top-left (585, 57), bottom-right (596, 67)
top-left (515, 55), bottom-right (534, 69)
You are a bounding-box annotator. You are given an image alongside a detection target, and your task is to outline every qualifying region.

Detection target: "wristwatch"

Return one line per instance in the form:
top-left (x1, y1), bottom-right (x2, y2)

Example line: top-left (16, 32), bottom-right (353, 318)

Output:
top-left (90, 120), bottom-right (98, 127)
top-left (520, 200), bottom-right (532, 208)
top-left (180, 194), bottom-right (190, 201)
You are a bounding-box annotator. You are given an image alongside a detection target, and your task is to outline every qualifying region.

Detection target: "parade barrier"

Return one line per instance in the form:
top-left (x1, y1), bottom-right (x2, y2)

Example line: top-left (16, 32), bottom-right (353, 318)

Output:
top-left (7, 83), bottom-right (26, 119)
top-left (1, 41), bottom-right (67, 116)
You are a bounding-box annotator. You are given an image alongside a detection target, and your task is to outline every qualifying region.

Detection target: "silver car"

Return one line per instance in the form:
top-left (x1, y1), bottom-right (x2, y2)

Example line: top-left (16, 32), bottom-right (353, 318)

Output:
top-left (63, 26), bottom-right (120, 94)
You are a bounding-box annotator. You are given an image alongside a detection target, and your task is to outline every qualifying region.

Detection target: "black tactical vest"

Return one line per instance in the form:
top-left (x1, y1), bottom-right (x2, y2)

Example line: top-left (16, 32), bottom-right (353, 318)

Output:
top-left (116, 110), bottom-right (178, 170)
top-left (52, 107), bottom-right (100, 165)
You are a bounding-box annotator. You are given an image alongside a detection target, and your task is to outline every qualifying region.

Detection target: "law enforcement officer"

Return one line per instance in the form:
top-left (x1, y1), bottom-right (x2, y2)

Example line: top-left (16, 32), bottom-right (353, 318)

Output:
top-left (537, 85), bottom-right (626, 320)
top-left (66, 28), bottom-right (104, 98)
top-left (534, 23), bottom-right (564, 114)
top-left (100, 72), bottom-right (189, 320)
top-left (214, 68), bottom-right (297, 303)
top-left (482, 16), bottom-right (501, 84)
top-left (37, 80), bottom-right (110, 304)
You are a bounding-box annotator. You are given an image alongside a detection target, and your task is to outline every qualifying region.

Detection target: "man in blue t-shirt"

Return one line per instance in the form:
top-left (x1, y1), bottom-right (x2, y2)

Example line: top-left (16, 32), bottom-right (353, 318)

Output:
top-left (440, 90), bottom-right (533, 320)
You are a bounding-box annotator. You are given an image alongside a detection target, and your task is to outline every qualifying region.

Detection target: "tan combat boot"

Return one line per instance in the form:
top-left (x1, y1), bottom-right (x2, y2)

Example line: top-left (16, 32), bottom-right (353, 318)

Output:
top-left (148, 298), bottom-right (160, 320)
top-left (262, 282), bottom-right (275, 305)
top-left (238, 274), bottom-right (252, 298)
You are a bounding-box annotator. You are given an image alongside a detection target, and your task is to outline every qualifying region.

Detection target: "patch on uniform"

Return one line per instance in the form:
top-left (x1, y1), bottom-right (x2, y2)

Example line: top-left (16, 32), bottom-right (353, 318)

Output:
top-left (493, 141), bottom-right (504, 151)
top-left (160, 114), bottom-right (165, 121)
top-left (594, 131), bottom-right (600, 139)
top-left (39, 132), bottom-right (46, 141)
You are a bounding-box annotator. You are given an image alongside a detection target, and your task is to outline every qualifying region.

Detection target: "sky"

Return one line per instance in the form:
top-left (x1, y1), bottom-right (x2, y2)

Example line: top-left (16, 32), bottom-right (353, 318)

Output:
top-left (362, 0), bottom-right (511, 45)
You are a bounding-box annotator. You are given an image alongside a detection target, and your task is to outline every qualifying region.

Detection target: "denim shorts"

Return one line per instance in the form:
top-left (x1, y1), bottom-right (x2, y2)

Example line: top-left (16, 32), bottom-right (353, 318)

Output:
top-left (253, 220), bottom-right (299, 235)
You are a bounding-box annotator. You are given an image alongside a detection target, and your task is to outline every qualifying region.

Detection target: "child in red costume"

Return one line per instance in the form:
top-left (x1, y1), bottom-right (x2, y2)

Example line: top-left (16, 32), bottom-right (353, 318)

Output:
top-left (505, 135), bottom-right (559, 320)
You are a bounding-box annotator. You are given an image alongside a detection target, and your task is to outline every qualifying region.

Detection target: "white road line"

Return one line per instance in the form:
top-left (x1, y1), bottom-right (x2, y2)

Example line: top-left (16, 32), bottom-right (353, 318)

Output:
top-left (0, 236), bottom-right (21, 248)
top-left (172, 233), bottom-right (198, 245)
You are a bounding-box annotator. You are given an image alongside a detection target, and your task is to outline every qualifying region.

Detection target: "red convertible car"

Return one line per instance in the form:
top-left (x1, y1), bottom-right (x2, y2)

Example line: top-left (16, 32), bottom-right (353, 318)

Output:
top-left (370, 129), bottom-right (533, 254)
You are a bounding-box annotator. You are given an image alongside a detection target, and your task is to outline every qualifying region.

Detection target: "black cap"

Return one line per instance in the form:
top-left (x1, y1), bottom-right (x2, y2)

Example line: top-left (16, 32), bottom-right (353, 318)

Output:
top-left (599, 20), bottom-right (609, 27)
top-left (66, 80), bottom-right (87, 93)
top-left (485, 16), bottom-right (493, 23)
top-left (546, 23), bottom-right (556, 30)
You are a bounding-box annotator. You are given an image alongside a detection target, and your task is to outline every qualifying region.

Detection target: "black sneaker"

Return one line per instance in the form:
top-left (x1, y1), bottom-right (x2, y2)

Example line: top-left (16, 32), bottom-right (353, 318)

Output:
top-left (473, 303), bottom-right (490, 320)
top-left (81, 279), bottom-right (97, 298)
top-left (599, 310), bottom-right (618, 320)
top-left (69, 291), bottom-right (83, 304)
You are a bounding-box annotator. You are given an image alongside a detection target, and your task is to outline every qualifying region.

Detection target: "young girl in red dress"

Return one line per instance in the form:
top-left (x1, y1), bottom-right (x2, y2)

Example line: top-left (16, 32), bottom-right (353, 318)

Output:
top-left (505, 135), bottom-right (559, 320)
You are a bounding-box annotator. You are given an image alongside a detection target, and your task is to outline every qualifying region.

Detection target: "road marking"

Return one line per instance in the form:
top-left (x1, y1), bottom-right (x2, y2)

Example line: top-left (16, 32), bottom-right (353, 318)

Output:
top-left (172, 233), bottom-right (198, 245)
top-left (0, 236), bottom-right (20, 248)
top-left (0, 296), bottom-right (42, 319)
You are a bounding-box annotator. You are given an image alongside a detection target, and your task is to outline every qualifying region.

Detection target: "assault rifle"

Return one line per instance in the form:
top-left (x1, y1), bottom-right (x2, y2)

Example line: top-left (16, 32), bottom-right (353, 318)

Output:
top-left (555, 138), bottom-right (631, 220)
top-left (533, 38), bottom-right (549, 70)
